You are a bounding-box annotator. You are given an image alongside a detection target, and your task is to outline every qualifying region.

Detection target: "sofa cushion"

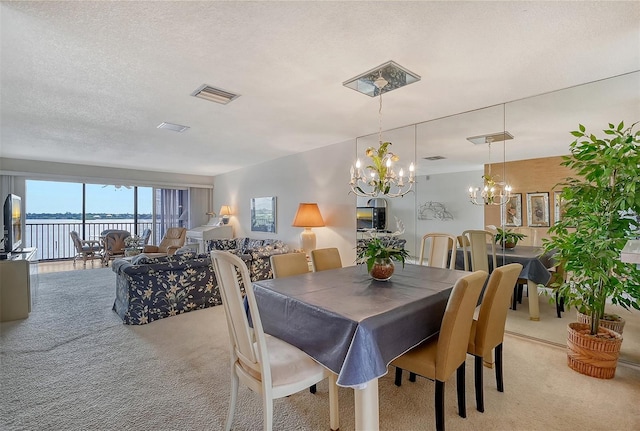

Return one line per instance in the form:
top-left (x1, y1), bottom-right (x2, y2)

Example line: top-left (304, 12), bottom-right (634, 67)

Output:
top-left (208, 238), bottom-right (241, 251)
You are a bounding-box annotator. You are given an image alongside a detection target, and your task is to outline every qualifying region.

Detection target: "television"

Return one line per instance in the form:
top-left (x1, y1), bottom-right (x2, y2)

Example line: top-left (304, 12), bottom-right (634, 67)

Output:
top-left (3, 194), bottom-right (23, 253)
top-left (356, 207), bottom-right (386, 231)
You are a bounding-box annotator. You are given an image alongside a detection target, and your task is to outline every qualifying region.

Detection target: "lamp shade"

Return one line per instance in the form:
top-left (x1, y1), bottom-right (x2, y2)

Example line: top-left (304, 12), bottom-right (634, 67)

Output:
top-left (292, 203), bottom-right (325, 227)
top-left (219, 205), bottom-right (232, 216)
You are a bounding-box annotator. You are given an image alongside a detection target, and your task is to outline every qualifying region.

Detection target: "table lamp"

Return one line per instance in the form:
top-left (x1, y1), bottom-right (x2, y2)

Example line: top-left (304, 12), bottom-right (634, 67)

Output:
top-left (292, 203), bottom-right (325, 255)
top-left (219, 205), bottom-right (232, 224)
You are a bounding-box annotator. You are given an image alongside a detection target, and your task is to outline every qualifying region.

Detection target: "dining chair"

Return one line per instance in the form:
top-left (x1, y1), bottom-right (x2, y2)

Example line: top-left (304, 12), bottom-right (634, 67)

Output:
top-left (391, 270), bottom-right (488, 431)
top-left (210, 250), bottom-right (339, 431)
top-left (270, 251), bottom-right (317, 394)
top-left (467, 263), bottom-right (522, 413)
top-left (418, 233), bottom-right (457, 269)
top-left (461, 230), bottom-right (497, 274)
top-left (270, 252), bottom-right (309, 278)
top-left (310, 247), bottom-right (342, 272)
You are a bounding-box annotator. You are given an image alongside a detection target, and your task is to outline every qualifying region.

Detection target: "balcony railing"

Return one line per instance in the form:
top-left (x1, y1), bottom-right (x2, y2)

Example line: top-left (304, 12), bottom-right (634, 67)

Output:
top-left (25, 221), bottom-right (156, 261)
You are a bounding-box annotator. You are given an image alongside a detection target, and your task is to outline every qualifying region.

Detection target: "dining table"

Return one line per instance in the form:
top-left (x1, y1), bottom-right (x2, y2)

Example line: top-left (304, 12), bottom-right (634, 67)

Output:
top-left (455, 244), bottom-right (555, 320)
top-left (252, 263), bottom-right (469, 431)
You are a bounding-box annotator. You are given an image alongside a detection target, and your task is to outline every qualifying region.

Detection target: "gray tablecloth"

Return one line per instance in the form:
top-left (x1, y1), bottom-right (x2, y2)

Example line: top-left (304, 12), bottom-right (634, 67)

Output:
top-left (252, 264), bottom-right (468, 388)
top-left (455, 245), bottom-right (553, 285)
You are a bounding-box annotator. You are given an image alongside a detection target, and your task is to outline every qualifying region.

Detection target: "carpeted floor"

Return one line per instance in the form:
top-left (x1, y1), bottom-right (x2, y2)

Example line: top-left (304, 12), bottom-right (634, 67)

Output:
top-left (1, 269), bottom-right (639, 431)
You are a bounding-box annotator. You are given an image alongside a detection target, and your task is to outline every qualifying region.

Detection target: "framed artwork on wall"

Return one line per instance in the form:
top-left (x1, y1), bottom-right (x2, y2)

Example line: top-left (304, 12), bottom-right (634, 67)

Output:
top-left (502, 193), bottom-right (522, 227)
top-left (554, 191), bottom-right (567, 224)
top-left (527, 192), bottom-right (550, 227)
top-left (251, 196), bottom-right (277, 233)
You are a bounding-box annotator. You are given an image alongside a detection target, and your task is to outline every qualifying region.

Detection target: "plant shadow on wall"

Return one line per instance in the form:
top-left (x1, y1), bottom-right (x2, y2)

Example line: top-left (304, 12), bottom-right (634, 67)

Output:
top-left (543, 121), bottom-right (640, 378)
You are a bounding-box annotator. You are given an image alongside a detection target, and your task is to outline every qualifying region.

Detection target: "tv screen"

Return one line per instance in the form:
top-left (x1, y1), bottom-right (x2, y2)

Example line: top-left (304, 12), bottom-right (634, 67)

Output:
top-left (3, 194), bottom-right (22, 252)
top-left (356, 207), bottom-right (374, 231)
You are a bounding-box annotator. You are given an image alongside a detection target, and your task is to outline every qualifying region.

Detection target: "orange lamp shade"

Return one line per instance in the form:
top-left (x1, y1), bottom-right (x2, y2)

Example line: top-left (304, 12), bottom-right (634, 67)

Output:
top-left (292, 203), bottom-right (325, 227)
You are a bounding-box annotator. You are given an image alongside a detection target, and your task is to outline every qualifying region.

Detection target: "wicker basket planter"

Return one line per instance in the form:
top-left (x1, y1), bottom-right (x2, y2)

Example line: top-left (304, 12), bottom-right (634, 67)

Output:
top-left (576, 311), bottom-right (626, 335)
top-left (567, 322), bottom-right (623, 379)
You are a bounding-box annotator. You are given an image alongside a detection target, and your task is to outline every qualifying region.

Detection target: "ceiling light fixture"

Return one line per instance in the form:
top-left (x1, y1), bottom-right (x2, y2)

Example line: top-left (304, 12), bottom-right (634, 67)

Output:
top-left (467, 133), bottom-right (513, 206)
top-left (157, 122), bottom-right (190, 132)
top-left (348, 71), bottom-right (415, 198)
top-left (343, 60), bottom-right (421, 96)
top-left (191, 84), bottom-right (240, 105)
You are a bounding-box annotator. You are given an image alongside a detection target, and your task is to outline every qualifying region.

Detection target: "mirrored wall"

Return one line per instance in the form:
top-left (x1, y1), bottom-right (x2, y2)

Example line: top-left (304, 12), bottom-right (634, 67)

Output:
top-left (356, 71), bottom-right (640, 365)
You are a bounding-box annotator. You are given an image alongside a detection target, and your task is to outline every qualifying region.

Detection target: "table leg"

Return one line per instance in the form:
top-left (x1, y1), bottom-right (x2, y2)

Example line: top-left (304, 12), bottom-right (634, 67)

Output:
top-left (354, 379), bottom-right (379, 431)
top-left (527, 280), bottom-right (540, 321)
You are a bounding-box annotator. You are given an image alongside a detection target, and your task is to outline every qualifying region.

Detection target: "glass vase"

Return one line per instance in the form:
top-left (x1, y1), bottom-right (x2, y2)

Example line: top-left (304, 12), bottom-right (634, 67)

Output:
top-left (370, 257), bottom-right (394, 281)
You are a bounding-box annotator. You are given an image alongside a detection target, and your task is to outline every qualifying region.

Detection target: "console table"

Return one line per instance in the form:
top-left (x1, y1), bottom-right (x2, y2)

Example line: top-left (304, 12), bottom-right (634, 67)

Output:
top-left (0, 247), bottom-right (38, 322)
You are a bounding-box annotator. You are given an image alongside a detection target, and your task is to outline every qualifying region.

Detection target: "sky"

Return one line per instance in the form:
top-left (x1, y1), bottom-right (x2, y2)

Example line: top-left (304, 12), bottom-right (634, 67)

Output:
top-left (26, 180), bottom-right (153, 214)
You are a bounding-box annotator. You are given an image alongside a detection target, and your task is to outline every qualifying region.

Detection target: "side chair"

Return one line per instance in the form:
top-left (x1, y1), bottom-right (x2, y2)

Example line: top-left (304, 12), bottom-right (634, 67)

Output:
top-left (69, 230), bottom-right (102, 267)
top-left (461, 229), bottom-right (497, 273)
top-left (310, 247), bottom-right (342, 272)
top-left (419, 232), bottom-right (457, 269)
top-left (391, 270), bottom-right (488, 431)
top-left (467, 263), bottom-right (522, 413)
top-left (210, 251), bottom-right (339, 431)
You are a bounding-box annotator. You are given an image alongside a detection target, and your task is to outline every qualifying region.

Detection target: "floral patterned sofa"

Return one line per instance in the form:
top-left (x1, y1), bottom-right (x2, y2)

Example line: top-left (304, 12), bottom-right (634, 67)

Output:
top-left (112, 251), bottom-right (224, 325)
top-left (206, 237), bottom-right (290, 281)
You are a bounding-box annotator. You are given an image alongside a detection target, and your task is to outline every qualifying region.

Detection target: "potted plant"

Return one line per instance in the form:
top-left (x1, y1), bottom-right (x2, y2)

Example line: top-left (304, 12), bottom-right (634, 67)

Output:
top-left (357, 236), bottom-right (409, 281)
top-left (544, 121), bottom-right (640, 378)
top-left (494, 227), bottom-right (526, 249)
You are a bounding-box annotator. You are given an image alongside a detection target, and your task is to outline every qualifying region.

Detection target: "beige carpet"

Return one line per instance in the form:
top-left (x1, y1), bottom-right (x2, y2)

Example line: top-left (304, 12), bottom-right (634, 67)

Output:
top-left (1, 269), bottom-right (639, 431)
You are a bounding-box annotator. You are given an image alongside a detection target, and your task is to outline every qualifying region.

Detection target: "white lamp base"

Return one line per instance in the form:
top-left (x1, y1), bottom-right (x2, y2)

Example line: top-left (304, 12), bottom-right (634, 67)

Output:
top-left (300, 228), bottom-right (316, 256)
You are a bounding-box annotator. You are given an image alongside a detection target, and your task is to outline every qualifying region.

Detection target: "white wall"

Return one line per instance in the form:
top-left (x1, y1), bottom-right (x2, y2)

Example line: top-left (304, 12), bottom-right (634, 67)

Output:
top-left (213, 139), bottom-right (358, 266)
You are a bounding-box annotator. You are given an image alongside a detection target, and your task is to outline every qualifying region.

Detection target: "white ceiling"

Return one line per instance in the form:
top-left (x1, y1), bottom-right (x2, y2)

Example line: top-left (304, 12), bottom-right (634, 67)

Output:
top-left (1, 1), bottom-right (639, 177)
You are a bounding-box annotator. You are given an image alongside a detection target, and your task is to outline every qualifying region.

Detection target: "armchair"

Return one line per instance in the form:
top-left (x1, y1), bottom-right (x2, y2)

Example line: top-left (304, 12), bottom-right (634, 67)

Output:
top-left (143, 227), bottom-right (187, 257)
top-left (70, 231), bottom-right (102, 267)
top-left (101, 229), bottom-right (131, 266)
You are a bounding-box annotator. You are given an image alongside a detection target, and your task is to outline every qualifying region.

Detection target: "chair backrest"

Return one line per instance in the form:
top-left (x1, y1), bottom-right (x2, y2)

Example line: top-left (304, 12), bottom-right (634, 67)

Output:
top-left (139, 228), bottom-right (152, 245)
top-left (461, 230), bottom-right (497, 273)
top-left (102, 230), bottom-right (131, 253)
top-left (271, 252), bottom-right (309, 278)
top-left (210, 251), bottom-right (272, 387)
top-left (158, 227), bottom-right (187, 252)
top-left (69, 231), bottom-right (83, 252)
top-left (310, 248), bottom-right (342, 272)
top-left (435, 270), bottom-right (487, 381)
top-left (473, 263), bottom-right (523, 357)
top-left (419, 233), bottom-right (457, 269)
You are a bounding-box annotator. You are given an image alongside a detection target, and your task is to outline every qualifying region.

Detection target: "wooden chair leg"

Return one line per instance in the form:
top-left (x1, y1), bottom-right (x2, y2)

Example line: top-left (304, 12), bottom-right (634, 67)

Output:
top-left (394, 367), bottom-right (403, 386)
top-left (495, 343), bottom-right (504, 393)
top-left (474, 355), bottom-right (484, 412)
top-left (435, 380), bottom-right (445, 431)
top-left (456, 363), bottom-right (466, 418)
top-left (511, 286), bottom-right (518, 310)
top-left (409, 372), bottom-right (417, 382)
top-left (309, 384), bottom-right (317, 394)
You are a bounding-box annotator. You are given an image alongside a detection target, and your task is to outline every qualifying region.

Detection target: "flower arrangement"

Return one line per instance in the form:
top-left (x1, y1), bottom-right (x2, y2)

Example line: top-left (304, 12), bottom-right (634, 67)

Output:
top-left (357, 236), bottom-right (410, 272)
top-left (124, 235), bottom-right (142, 248)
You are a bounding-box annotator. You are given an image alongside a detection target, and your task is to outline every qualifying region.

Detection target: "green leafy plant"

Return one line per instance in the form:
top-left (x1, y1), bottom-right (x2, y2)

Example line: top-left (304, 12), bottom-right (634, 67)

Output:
top-left (544, 121), bottom-right (640, 335)
top-left (357, 141), bottom-right (399, 195)
top-left (494, 227), bottom-right (526, 248)
top-left (357, 236), bottom-right (409, 272)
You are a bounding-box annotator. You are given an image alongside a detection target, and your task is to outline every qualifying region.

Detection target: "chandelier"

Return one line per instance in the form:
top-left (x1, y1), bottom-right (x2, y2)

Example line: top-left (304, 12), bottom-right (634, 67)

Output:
top-left (468, 137), bottom-right (512, 206)
top-left (349, 73), bottom-right (415, 198)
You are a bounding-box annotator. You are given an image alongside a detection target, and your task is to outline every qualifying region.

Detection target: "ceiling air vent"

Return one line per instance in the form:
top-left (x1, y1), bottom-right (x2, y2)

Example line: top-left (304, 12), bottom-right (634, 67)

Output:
top-left (191, 84), bottom-right (240, 105)
top-left (423, 155), bottom-right (446, 161)
top-left (157, 122), bottom-right (190, 133)
top-left (466, 131), bottom-right (514, 145)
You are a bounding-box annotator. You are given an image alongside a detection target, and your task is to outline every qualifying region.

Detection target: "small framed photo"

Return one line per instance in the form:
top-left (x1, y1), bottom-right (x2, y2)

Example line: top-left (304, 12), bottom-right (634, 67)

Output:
top-left (502, 193), bottom-right (522, 227)
top-left (251, 196), bottom-right (277, 233)
top-left (527, 192), bottom-right (550, 227)
top-left (554, 191), bottom-right (567, 224)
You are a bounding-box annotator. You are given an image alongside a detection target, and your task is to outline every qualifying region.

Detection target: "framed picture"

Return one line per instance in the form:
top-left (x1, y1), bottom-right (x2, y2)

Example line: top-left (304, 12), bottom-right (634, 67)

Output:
top-left (251, 196), bottom-right (276, 233)
top-left (527, 192), bottom-right (550, 227)
top-left (554, 191), bottom-right (567, 224)
top-left (502, 193), bottom-right (522, 227)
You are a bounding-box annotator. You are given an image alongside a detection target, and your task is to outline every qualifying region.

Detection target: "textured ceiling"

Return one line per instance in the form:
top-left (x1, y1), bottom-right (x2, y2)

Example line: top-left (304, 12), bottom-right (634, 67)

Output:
top-left (1, 1), bottom-right (639, 177)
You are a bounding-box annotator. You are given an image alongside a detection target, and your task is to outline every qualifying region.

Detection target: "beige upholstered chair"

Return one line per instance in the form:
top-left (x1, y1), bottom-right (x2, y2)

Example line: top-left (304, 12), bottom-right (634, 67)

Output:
top-left (461, 230), bottom-right (497, 273)
top-left (310, 248), bottom-right (342, 272)
top-left (419, 233), bottom-right (457, 269)
top-left (100, 229), bottom-right (130, 265)
top-left (70, 231), bottom-right (102, 267)
top-left (392, 270), bottom-right (488, 431)
top-left (210, 251), bottom-right (339, 431)
top-left (270, 252), bottom-right (309, 278)
top-left (467, 263), bottom-right (522, 413)
top-left (143, 227), bottom-right (186, 257)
